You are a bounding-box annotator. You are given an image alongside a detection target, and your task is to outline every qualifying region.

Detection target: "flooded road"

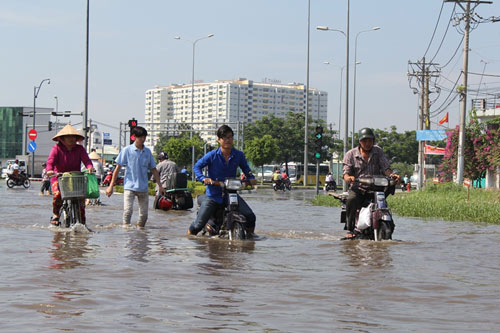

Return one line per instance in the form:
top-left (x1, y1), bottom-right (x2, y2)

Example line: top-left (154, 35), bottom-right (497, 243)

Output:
top-left (1, 182), bottom-right (500, 331)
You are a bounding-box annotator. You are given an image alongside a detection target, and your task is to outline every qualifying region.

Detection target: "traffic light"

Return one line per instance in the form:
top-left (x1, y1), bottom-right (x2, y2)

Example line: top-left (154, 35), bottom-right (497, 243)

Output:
top-left (128, 118), bottom-right (137, 144)
top-left (48, 121), bottom-right (53, 131)
top-left (314, 125), bottom-right (323, 160)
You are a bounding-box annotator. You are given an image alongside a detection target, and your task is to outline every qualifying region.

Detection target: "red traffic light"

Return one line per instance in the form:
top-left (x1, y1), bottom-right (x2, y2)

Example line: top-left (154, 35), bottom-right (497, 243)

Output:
top-left (128, 119), bottom-right (137, 128)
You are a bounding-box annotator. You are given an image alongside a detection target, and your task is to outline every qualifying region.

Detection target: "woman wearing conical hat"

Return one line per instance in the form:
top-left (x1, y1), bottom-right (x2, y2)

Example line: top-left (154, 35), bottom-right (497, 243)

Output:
top-left (46, 124), bottom-right (95, 226)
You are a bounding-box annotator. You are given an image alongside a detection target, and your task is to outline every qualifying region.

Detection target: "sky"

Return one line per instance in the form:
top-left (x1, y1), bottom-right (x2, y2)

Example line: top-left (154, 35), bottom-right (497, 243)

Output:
top-left (1, 0), bottom-right (499, 144)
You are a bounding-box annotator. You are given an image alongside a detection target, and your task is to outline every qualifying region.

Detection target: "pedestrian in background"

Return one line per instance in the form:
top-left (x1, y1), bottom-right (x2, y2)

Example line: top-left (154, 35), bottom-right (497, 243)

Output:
top-left (89, 151), bottom-right (104, 184)
top-left (40, 162), bottom-right (51, 195)
top-left (106, 126), bottom-right (165, 227)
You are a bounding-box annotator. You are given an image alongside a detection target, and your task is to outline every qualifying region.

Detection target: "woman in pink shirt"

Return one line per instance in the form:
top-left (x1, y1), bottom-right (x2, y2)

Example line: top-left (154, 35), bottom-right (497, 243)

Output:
top-left (46, 125), bottom-right (94, 226)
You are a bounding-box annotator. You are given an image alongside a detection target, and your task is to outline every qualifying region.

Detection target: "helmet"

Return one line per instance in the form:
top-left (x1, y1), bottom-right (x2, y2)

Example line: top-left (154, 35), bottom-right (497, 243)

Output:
top-left (42, 163), bottom-right (47, 167)
top-left (156, 196), bottom-right (173, 211)
top-left (358, 128), bottom-right (375, 141)
top-left (158, 152), bottom-right (168, 160)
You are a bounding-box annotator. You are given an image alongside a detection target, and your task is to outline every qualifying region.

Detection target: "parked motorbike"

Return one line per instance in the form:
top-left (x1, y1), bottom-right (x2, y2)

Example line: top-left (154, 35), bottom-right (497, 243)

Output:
top-left (102, 170), bottom-right (123, 186)
top-left (6, 171), bottom-right (30, 189)
top-left (330, 175), bottom-right (396, 241)
top-left (201, 178), bottom-right (252, 240)
top-left (324, 180), bottom-right (337, 192)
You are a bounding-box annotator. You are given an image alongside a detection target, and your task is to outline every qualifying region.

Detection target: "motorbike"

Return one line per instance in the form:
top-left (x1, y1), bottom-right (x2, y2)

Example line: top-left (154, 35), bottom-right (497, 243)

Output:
top-left (273, 180), bottom-right (286, 191)
top-left (330, 175), bottom-right (396, 241)
top-left (6, 171), bottom-right (30, 189)
top-left (324, 180), bottom-right (337, 192)
top-left (102, 170), bottom-right (123, 186)
top-left (200, 178), bottom-right (252, 240)
top-left (282, 178), bottom-right (292, 191)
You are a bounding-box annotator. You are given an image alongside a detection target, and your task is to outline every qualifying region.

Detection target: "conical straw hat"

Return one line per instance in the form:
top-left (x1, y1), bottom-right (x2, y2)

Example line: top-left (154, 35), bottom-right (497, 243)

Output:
top-left (52, 124), bottom-right (85, 142)
top-left (88, 151), bottom-right (101, 159)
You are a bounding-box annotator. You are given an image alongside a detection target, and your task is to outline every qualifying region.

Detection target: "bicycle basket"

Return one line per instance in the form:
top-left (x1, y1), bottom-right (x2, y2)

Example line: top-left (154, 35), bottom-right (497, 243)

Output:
top-left (59, 173), bottom-right (87, 199)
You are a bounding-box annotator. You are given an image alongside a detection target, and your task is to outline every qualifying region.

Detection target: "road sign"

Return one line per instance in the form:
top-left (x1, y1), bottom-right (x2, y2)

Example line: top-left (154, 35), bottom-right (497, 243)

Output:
top-left (28, 129), bottom-right (38, 141)
top-left (103, 132), bottom-right (110, 137)
top-left (103, 139), bottom-right (112, 145)
top-left (28, 141), bottom-right (37, 153)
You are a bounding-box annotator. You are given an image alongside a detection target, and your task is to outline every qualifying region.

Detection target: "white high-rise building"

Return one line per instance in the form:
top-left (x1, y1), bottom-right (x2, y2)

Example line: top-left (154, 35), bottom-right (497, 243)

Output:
top-left (144, 78), bottom-right (327, 148)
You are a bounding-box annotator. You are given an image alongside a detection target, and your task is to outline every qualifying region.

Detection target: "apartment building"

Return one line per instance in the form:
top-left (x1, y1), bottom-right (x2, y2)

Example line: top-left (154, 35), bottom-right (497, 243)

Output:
top-left (144, 78), bottom-right (327, 148)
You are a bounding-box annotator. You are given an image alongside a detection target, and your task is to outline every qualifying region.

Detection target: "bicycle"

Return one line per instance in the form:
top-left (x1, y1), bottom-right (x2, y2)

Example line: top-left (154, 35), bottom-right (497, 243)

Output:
top-left (57, 172), bottom-right (88, 228)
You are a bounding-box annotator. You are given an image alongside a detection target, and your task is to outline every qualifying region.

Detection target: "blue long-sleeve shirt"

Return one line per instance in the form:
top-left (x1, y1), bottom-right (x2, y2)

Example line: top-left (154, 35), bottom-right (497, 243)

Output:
top-left (194, 147), bottom-right (254, 204)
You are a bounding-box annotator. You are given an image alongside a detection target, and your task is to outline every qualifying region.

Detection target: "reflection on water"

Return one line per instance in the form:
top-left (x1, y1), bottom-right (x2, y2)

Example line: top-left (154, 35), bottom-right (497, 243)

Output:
top-left (340, 240), bottom-right (394, 268)
top-left (191, 237), bottom-right (255, 273)
top-left (125, 229), bottom-right (152, 263)
top-left (49, 232), bottom-right (94, 270)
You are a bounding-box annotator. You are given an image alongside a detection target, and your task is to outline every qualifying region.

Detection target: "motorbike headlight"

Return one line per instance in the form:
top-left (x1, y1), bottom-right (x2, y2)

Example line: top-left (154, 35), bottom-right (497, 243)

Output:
top-left (224, 178), bottom-right (242, 190)
top-left (373, 177), bottom-right (389, 187)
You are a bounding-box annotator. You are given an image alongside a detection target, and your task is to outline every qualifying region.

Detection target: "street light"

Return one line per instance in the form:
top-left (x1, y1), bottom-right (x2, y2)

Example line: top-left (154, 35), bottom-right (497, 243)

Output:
top-left (352, 26), bottom-right (380, 148)
top-left (316, 23), bottom-right (349, 190)
top-left (32, 78), bottom-right (50, 177)
top-left (174, 33), bottom-right (214, 181)
top-left (324, 61), bottom-right (344, 186)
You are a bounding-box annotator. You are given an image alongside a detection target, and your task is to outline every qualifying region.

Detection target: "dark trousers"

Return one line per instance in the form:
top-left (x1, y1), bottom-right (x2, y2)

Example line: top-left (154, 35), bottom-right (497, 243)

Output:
top-left (189, 194), bottom-right (256, 235)
top-left (345, 189), bottom-right (372, 232)
top-left (41, 180), bottom-right (51, 194)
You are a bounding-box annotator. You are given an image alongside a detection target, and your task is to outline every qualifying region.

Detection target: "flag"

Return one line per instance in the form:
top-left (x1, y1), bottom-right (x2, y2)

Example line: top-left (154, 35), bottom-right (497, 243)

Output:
top-left (438, 112), bottom-right (449, 126)
top-left (425, 144), bottom-right (445, 155)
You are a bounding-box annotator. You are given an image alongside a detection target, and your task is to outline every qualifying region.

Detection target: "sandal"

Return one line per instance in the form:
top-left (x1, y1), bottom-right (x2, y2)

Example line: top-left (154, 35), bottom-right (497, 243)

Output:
top-left (50, 216), bottom-right (60, 226)
top-left (342, 232), bottom-right (358, 240)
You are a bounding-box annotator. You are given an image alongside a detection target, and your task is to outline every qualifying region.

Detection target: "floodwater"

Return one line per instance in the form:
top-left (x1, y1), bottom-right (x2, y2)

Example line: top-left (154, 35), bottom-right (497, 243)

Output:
top-left (1, 182), bottom-right (500, 332)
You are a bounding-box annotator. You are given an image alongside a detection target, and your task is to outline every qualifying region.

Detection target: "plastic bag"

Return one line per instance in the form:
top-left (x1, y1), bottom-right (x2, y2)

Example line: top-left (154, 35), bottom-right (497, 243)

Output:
top-left (86, 173), bottom-right (100, 199)
top-left (356, 203), bottom-right (374, 231)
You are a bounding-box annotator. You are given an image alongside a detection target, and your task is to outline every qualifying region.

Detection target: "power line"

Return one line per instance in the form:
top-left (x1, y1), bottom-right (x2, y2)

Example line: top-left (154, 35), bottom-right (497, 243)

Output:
top-left (423, 1), bottom-right (446, 58)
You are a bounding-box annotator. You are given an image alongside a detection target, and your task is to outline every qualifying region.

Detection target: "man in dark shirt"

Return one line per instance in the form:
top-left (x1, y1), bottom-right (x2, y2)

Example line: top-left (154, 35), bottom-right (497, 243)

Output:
top-left (187, 125), bottom-right (257, 236)
top-left (342, 128), bottom-right (400, 239)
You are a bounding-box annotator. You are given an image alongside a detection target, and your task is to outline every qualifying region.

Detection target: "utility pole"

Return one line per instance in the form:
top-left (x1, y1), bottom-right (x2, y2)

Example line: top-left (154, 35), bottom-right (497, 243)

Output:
top-left (444, 0), bottom-right (493, 184)
top-left (408, 58), bottom-right (440, 189)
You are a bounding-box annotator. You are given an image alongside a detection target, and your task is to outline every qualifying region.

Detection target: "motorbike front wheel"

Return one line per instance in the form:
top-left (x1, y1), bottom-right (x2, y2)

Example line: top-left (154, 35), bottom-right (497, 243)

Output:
top-left (229, 221), bottom-right (246, 240)
top-left (6, 179), bottom-right (15, 188)
top-left (23, 178), bottom-right (31, 188)
top-left (376, 220), bottom-right (393, 240)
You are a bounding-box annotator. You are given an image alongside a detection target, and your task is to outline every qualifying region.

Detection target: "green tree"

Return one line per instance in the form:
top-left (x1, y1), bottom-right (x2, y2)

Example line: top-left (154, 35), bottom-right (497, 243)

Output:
top-left (154, 132), bottom-right (205, 171)
top-left (374, 126), bottom-right (418, 165)
top-left (244, 135), bottom-right (279, 185)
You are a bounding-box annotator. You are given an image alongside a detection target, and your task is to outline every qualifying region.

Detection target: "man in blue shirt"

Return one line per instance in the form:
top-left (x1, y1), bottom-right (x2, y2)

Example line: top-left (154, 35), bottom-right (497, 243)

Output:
top-left (188, 125), bottom-right (257, 236)
top-left (106, 126), bottom-right (165, 227)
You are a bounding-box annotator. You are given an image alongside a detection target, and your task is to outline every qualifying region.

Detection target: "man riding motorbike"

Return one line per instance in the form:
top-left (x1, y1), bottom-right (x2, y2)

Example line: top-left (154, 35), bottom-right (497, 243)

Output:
top-left (187, 125), bottom-right (257, 236)
top-left (342, 128), bottom-right (400, 239)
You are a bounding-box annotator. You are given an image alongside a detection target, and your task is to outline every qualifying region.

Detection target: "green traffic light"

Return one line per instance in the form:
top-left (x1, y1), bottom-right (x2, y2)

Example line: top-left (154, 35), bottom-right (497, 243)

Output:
top-left (316, 133), bottom-right (322, 139)
top-left (315, 152), bottom-right (321, 159)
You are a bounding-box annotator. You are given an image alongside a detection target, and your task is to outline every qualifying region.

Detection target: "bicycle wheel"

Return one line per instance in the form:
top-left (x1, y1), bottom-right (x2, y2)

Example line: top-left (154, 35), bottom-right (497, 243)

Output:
top-left (59, 202), bottom-right (71, 228)
top-left (71, 200), bottom-right (82, 225)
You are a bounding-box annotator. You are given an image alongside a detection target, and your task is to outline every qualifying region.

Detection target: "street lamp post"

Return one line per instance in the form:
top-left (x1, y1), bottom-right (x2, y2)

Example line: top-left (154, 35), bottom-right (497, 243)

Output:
top-left (175, 33), bottom-right (214, 181)
top-left (54, 96), bottom-right (58, 132)
top-left (324, 61), bottom-right (344, 186)
top-left (352, 26), bottom-right (380, 148)
top-left (316, 23), bottom-right (349, 190)
top-left (32, 78), bottom-right (51, 177)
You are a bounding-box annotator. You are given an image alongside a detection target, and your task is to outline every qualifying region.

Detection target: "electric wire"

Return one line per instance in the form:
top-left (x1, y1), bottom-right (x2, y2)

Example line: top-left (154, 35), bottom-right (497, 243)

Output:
top-left (423, 1), bottom-right (445, 58)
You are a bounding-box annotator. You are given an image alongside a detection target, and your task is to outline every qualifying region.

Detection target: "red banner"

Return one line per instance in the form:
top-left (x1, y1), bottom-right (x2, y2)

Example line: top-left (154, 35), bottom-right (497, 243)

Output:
top-left (425, 144), bottom-right (445, 155)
